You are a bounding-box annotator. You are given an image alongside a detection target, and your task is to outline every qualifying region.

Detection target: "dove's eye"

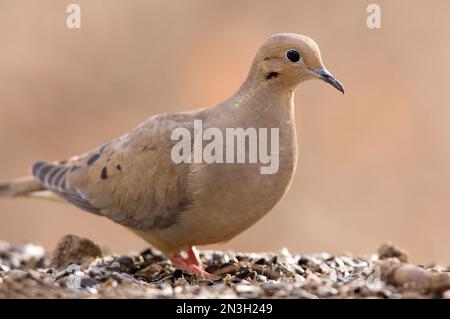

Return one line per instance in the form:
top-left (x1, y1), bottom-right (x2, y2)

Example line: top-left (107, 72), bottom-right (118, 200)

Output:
top-left (285, 49), bottom-right (301, 63)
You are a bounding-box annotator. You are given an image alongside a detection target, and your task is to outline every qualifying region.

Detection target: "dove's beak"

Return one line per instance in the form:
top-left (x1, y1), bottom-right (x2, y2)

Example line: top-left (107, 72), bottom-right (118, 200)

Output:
top-left (314, 68), bottom-right (344, 94)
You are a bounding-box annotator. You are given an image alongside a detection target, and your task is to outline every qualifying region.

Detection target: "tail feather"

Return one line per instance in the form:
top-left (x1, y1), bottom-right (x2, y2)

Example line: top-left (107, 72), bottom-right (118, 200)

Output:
top-left (0, 175), bottom-right (45, 197)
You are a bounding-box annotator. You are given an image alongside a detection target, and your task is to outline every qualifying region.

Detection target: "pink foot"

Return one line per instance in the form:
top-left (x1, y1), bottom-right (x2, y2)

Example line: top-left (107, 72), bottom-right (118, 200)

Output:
top-left (170, 246), bottom-right (217, 280)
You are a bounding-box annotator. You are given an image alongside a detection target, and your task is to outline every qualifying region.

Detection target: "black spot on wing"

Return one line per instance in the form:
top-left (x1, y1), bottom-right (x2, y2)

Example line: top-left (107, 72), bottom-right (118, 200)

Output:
top-left (87, 153), bottom-right (100, 166)
top-left (116, 164), bottom-right (122, 171)
top-left (100, 167), bottom-right (108, 180)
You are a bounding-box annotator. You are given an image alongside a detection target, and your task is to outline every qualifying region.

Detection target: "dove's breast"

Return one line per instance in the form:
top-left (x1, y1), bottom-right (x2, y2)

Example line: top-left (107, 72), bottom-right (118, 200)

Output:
top-left (185, 119), bottom-right (298, 245)
top-left (146, 111), bottom-right (298, 252)
top-left (132, 89), bottom-right (298, 254)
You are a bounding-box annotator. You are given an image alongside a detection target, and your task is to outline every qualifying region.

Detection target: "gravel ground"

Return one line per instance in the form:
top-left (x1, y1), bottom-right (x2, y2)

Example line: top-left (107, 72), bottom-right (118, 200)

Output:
top-left (1, 235), bottom-right (450, 299)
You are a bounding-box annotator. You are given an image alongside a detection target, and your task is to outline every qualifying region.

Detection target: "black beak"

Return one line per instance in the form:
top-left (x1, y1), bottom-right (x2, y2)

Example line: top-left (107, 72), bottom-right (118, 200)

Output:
top-left (314, 68), bottom-right (344, 94)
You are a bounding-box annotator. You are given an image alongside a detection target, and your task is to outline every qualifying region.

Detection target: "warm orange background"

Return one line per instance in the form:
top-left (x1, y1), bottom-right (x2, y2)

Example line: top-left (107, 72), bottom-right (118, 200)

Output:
top-left (1, 1), bottom-right (450, 263)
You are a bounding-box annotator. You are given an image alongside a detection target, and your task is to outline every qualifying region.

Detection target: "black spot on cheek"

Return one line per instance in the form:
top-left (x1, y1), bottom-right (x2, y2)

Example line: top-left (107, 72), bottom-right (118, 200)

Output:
top-left (116, 164), bottom-right (122, 171)
top-left (87, 153), bottom-right (100, 166)
top-left (265, 72), bottom-right (279, 80)
top-left (100, 167), bottom-right (108, 180)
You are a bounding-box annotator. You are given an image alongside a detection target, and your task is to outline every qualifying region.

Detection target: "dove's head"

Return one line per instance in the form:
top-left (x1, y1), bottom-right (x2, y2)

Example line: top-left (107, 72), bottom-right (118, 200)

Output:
top-left (249, 33), bottom-right (344, 93)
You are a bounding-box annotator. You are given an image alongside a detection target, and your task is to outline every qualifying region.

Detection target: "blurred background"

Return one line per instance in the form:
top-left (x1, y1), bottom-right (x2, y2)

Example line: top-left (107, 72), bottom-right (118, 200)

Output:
top-left (1, 0), bottom-right (450, 263)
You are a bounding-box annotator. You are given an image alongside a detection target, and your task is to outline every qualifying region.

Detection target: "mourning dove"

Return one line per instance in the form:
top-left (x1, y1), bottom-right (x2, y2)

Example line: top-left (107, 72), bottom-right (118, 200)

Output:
top-left (0, 33), bottom-right (343, 277)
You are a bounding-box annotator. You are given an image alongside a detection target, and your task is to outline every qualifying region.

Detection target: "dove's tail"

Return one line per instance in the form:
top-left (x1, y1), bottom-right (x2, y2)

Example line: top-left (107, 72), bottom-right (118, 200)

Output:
top-left (0, 175), bottom-right (63, 202)
top-left (0, 176), bottom-right (44, 197)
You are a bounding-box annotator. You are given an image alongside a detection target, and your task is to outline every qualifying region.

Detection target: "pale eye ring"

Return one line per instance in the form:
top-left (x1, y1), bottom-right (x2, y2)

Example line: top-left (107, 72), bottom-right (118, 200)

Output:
top-left (285, 48), bottom-right (301, 63)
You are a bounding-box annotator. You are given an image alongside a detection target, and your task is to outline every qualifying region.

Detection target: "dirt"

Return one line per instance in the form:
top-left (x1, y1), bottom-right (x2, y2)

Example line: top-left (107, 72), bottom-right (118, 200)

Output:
top-left (1, 235), bottom-right (450, 299)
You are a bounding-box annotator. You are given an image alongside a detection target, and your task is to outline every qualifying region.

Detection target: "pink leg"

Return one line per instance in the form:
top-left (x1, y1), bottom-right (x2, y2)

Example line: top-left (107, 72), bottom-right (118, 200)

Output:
top-left (185, 246), bottom-right (204, 267)
top-left (170, 246), bottom-right (217, 279)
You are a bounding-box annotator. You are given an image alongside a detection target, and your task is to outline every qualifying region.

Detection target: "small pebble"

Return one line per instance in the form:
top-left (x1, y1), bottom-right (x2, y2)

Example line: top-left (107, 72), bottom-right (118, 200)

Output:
top-left (248, 271), bottom-right (257, 281)
top-left (256, 275), bottom-right (267, 283)
top-left (205, 264), bottom-right (220, 273)
top-left (255, 258), bottom-right (267, 265)
top-left (116, 255), bottom-right (133, 267)
top-left (298, 256), bottom-right (309, 266)
top-left (235, 284), bottom-right (257, 294)
top-left (6, 269), bottom-right (28, 280)
top-left (235, 268), bottom-right (251, 279)
top-left (81, 277), bottom-right (100, 288)
top-left (65, 264), bottom-right (81, 274)
top-left (110, 261), bottom-right (121, 269)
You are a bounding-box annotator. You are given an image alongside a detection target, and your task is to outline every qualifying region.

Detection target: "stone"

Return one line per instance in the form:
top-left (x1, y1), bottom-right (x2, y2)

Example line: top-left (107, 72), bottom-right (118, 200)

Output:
top-left (378, 243), bottom-right (409, 263)
top-left (50, 235), bottom-right (102, 268)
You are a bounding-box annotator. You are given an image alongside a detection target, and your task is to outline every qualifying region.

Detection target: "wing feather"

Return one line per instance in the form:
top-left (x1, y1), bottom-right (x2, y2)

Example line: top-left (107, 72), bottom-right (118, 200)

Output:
top-left (30, 111), bottom-right (199, 230)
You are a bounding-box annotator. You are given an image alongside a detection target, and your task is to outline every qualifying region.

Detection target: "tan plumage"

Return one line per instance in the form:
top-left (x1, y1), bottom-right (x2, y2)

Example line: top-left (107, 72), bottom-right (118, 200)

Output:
top-left (0, 33), bottom-right (343, 276)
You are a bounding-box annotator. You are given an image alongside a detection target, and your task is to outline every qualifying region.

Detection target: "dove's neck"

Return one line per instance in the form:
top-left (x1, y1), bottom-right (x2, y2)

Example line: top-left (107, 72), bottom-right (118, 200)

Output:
top-left (229, 79), bottom-right (296, 125)
top-left (217, 79), bottom-right (298, 168)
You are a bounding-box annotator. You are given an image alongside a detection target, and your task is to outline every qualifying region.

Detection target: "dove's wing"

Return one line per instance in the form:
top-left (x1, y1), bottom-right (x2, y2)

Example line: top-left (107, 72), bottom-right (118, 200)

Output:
top-left (31, 112), bottom-right (200, 230)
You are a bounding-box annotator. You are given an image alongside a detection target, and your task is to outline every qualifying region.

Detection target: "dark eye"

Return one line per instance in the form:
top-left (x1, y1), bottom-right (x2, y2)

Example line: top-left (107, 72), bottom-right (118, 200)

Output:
top-left (285, 49), bottom-right (301, 63)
